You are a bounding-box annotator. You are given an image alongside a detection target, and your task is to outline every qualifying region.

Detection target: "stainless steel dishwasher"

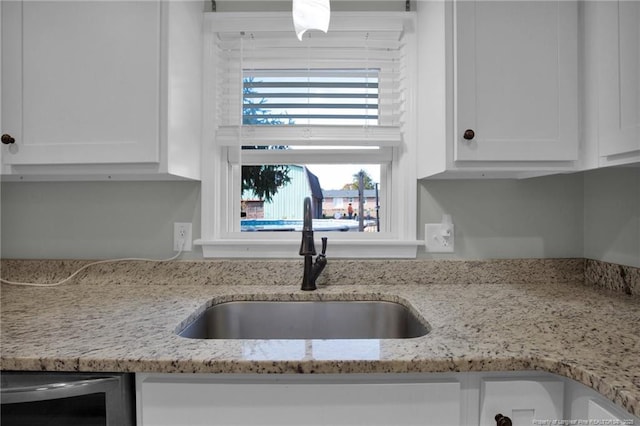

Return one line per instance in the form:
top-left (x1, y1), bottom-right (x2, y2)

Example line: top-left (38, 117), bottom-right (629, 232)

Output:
top-left (0, 371), bottom-right (135, 426)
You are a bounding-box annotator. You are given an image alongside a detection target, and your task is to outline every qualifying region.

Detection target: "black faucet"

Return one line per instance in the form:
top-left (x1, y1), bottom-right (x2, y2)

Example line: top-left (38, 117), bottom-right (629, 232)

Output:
top-left (299, 197), bottom-right (327, 291)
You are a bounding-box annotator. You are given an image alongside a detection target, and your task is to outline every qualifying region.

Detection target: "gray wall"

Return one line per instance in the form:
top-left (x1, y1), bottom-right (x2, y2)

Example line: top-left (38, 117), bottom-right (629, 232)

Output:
top-left (417, 173), bottom-right (585, 260)
top-left (583, 167), bottom-right (640, 267)
top-left (1, 167), bottom-right (639, 266)
top-left (1, 181), bottom-right (201, 260)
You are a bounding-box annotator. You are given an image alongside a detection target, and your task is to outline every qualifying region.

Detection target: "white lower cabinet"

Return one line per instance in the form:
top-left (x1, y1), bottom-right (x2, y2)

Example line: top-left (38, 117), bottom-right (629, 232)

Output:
top-left (565, 375), bottom-right (637, 425)
top-left (588, 400), bottom-right (626, 422)
top-left (479, 378), bottom-right (564, 426)
top-left (136, 374), bottom-right (461, 426)
top-left (137, 372), bottom-right (640, 426)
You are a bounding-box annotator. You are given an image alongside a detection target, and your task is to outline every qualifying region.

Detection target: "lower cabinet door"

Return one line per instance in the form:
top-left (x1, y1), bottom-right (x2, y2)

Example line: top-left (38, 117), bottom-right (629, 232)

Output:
top-left (587, 399), bottom-right (626, 422)
top-left (479, 378), bottom-right (564, 426)
top-left (137, 375), bottom-right (461, 426)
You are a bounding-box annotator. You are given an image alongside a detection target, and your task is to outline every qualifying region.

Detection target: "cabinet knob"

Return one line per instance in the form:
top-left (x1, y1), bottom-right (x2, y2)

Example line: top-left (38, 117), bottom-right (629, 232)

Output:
top-left (1, 134), bottom-right (16, 145)
top-left (495, 414), bottom-right (513, 426)
top-left (463, 129), bottom-right (475, 140)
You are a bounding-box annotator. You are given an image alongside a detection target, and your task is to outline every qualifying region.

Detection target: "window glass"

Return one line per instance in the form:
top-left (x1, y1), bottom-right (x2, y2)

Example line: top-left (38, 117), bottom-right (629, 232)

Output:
top-left (239, 67), bottom-right (385, 232)
top-left (240, 163), bottom-right (381, 233)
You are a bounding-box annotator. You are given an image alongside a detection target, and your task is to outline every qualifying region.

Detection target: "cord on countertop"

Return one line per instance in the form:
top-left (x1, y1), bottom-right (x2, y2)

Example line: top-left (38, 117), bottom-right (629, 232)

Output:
top-left (0, 240), bottom-right (186, 287)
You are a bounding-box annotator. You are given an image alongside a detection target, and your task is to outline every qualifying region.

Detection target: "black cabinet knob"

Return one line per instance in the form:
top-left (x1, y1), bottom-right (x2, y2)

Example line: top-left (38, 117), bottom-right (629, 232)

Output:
top-left (463, 129), bottom-right (475, 140)
top-left (495, 414), bottom-right (513, 426)
top-left (1, 134), bottom-right (16, 145)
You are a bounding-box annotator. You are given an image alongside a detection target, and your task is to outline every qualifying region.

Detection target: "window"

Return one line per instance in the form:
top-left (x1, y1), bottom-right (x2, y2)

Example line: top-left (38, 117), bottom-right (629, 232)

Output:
top-left (198, 12), bottom-right (419, 258)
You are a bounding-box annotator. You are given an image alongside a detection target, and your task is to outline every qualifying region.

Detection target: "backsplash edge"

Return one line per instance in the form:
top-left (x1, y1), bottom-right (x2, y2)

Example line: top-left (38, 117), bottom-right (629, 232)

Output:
top-left (3, 257), bottom-right (639, 296)
top-left (1, 258), bottom-right (587, 288)
top-left (584, 258), bottom-right (640, 296)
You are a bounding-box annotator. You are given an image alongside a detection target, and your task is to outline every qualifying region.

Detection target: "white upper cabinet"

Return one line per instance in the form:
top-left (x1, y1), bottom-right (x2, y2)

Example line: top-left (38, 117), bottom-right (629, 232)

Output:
top-left (455, 1), bottom-right (578, 163)
top-left (1, 1), bottom-right (202, 180)
top-left (2, 1), bottom-right (160, 166)
top-left (583, 0), bottom-right (640, 168)
top-left (417, 0), bottom-right (579, 178)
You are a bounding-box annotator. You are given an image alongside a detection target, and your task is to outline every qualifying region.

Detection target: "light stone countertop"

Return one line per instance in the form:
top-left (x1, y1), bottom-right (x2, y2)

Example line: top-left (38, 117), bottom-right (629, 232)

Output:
top-left (0, 259), bottom-right (639, 416)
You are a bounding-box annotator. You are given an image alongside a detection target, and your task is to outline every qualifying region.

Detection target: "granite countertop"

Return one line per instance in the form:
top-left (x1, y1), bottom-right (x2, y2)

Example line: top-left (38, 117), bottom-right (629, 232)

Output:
top-left (1, 259), bottom-right (639, 416)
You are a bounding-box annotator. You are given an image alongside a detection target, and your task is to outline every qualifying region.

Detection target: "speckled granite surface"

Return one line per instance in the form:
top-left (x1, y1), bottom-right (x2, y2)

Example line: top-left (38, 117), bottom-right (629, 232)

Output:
top-left (1, 258), bottom-right (639, 416)
top-left (0, 258), bottom-right (586, 287)
top-left (585, 258), bottom-right (640, 296)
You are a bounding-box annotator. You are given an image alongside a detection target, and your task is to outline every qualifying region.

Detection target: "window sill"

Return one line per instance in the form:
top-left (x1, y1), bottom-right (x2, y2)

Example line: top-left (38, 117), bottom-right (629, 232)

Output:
top-left (195, 238), bottom-right (420, 259)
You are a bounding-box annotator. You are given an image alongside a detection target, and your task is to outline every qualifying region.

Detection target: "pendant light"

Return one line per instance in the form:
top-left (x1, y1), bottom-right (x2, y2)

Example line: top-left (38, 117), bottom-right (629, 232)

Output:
top-left (292, 0), bottom-right (330, 41)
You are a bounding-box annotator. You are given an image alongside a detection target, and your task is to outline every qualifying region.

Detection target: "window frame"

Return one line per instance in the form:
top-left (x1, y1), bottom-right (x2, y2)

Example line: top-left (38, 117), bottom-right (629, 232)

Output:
top-left (196, 12), bottom-right (419, 258)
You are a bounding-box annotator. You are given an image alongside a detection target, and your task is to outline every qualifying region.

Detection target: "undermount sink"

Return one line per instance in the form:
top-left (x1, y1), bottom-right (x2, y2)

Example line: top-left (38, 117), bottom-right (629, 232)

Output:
top-left (177, 300), bottom-right (430, 340)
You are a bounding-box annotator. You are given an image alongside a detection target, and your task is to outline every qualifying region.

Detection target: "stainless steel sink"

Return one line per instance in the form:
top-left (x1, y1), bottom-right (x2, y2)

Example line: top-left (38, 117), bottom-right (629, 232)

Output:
top-left (177, 300), bottom-right (430, 340)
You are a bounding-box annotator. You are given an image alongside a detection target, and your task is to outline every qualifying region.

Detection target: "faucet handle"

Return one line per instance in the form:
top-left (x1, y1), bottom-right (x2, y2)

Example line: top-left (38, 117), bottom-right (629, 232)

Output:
top-left (321, 237), bottom-right (328, 256)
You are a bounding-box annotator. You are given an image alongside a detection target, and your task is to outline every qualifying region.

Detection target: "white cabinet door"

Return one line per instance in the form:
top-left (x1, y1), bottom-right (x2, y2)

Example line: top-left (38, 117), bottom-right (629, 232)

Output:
top-left (1, 1), bottom-right (161, 166)
top-left (479, 378), bottom-right (564, 426)
top-left (596, 0), bottom-right (640, 162)
top-left (588, 399), bottom-right (626, 422)
top-left (454, 0), bottom-right (578, 162)
top-left (138, 375), bottom-right (461, 426)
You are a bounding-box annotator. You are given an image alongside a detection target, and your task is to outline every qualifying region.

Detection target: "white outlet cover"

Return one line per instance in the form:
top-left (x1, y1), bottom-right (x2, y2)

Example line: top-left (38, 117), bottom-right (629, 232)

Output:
top-left (425, 223), bottom-right (455, 253)
top-left (174, 222), bottom-right (193, 252)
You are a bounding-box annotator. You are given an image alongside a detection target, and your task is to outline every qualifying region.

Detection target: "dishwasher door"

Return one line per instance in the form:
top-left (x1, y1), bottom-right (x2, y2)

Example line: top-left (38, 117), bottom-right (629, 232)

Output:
top-left (1, 372), bottom-right (135, 426)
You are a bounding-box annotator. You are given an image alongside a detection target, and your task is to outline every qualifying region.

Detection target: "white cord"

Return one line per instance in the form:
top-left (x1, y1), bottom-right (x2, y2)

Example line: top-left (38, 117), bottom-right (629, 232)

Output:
top-left (0, 240), bottom-right (185, 288)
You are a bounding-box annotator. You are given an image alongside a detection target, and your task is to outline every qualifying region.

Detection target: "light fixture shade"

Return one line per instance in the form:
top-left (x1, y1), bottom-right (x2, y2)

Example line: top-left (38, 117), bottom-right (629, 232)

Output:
top-left (292, 0), bottom-right (330, 41)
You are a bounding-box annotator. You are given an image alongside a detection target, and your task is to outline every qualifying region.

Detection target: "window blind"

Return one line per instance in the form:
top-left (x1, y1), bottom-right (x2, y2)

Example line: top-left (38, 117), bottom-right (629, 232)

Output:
top-left (211, 14), bottom-right (408, 147)
top-left (243, 69), bottom-right (380, 125)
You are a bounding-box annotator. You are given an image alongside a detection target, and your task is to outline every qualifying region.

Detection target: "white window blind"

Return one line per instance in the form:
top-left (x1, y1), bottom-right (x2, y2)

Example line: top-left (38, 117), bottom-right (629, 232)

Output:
top-left (212, 14), bottom-right (408, 147)
top-left (243, 69), bottom-right (379, 125)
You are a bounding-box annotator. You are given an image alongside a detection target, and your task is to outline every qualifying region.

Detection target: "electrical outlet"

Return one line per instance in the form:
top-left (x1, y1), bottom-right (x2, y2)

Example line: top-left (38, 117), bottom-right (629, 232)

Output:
top-left (173, 222), bottom-right (192, 252)
top-left (425, 223), bottom-right (455, 253)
